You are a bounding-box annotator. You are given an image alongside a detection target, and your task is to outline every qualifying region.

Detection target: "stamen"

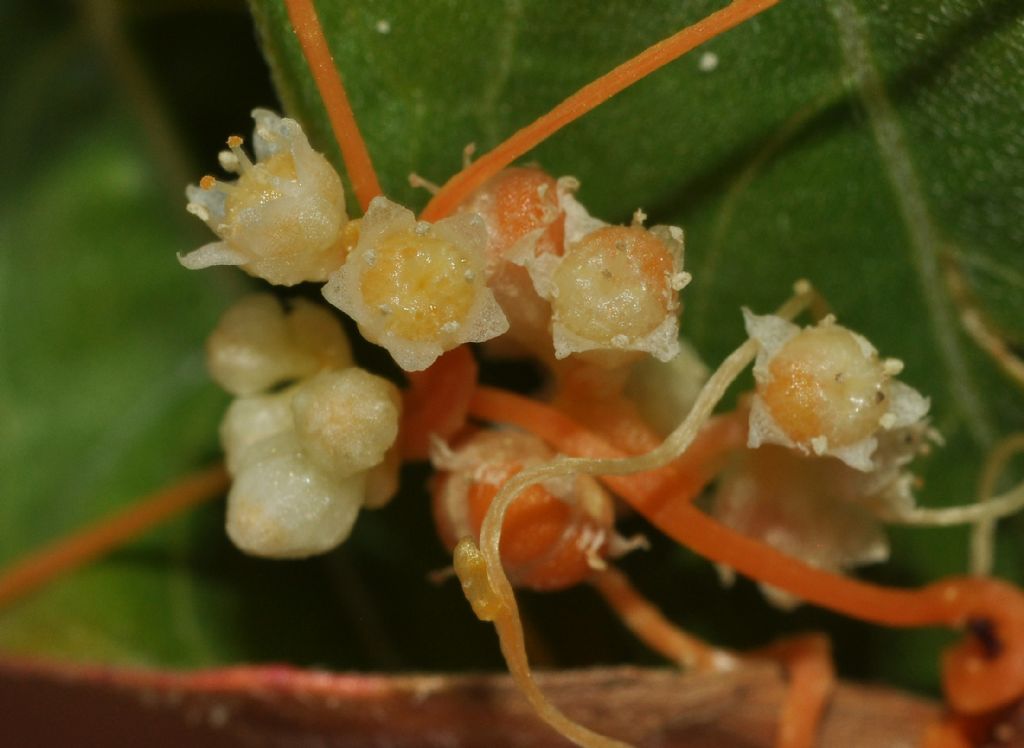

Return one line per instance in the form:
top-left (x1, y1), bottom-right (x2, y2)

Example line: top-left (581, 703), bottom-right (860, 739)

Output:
top-left (227, 135), bottom-right (254, 173)
top-left (198, 174), bottom-right (235, 195)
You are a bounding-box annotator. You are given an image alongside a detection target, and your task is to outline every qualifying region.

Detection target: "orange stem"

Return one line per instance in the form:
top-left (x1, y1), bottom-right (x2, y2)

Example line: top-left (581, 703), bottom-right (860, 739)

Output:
top-left (400, 346), bottom-right (479, 460)
top-left (755, 635), bottom-right (835, 748)
top-left (471, 386), bottom-right (741, 515)
top-left (421, 0), bottom-right (781, 220)
top-left (591, 566), bottom-right (733, 672)
top-left (468, 386), bottom-right (955, 627)
top-left (555, 387), bottom-right (749, 516)
top-left (472, 386), bottom-right (1024, 713)
top-left (0, 464), bottom-right (229, 610)
top-left (285, 0), bottom-right (383, 212)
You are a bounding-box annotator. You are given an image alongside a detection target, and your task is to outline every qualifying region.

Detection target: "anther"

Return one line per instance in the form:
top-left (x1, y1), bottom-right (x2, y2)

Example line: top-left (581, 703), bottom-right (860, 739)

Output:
top-left (792, 278), bottom-right (812, 296)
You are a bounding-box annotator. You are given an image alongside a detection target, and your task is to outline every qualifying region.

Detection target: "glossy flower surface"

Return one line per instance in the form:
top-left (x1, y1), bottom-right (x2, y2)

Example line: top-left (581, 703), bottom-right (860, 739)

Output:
top-left (181, 109), bottom-right (349, 286)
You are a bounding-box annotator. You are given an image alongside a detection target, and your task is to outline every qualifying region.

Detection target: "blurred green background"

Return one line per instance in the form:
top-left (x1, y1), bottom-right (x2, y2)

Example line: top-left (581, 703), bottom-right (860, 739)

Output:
top-left (2, 0), bottom-right (1023, 698)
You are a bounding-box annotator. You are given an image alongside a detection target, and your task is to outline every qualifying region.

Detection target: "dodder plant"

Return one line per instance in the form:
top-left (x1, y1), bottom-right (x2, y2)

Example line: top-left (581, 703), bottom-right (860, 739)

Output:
top-left (2, 1), bottom-right (1024, 745)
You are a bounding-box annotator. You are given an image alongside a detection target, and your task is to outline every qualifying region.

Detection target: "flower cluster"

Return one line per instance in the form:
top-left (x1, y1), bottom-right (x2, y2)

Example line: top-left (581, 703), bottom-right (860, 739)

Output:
top-left (184, 113), bottom-right (940, 617)
top-left (208, 294), bottom-right (401, 558)
top-left (183, 115), bottom-right (689, 376)
top-left (431, 430), bottom-right (625, 591)
top-left (710, 311), bottom-right (934, 605)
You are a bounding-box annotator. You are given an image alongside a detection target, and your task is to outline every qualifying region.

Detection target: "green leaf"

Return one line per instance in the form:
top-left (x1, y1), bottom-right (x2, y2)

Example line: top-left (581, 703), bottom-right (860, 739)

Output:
top-left (0, 3), bottom-right (494, 672)
top-left (2, 0), bottom-right (1022, 700)
top-left (249, 0), bottom-right (1024, 686)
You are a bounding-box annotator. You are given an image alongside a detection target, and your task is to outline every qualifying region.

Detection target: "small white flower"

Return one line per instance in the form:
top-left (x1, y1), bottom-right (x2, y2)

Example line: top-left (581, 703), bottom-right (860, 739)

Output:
top-left (712, 426), bottom-right (933, 608)
top-left (744, 311), bottom-right (929, 471)
top-left (225, 430), bottom-right (367, 559)
top-left (322, 196), bottom-right (508, 371)
top-left (291, 368), bottom-right (401, 479)
top-left (208, 294), bottom-right (403, 558)
top-left (181, 109), bottom-right (349, 286)
top-left (526, 212), bottom-right (687, 365)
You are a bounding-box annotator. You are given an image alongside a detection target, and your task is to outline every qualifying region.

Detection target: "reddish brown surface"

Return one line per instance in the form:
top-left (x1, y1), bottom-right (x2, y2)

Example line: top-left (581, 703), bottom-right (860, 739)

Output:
top-left (0, 658), bottom-right (953, 747)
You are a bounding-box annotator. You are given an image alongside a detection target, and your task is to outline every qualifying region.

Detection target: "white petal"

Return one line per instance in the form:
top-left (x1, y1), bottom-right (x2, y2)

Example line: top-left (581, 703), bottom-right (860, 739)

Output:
top-left (742, 308), bottom-right (799, 372)
top-left (177, 241), bottom-right (246, 270)
top-left (886, 380), bottom-right (931, 428)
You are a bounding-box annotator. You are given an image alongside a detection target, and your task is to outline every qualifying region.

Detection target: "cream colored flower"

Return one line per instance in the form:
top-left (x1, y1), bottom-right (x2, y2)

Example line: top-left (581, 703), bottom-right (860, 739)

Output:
top-left (226, 430), bottom-right (368, 559)
top-left (322, 196), bottom-right (508, 371)
top-left (713, 423), bottom-right (933, 609)
top-left (526, 205), bottom-right (688, 365)
top-left (291, 368), bottom-right (401, 479)
top-left (208, 294), bottom-right (402, 558)
top-left (181, 109), bottom-right (349, 286)
top-left (744, 311), bottom-right (929, 471)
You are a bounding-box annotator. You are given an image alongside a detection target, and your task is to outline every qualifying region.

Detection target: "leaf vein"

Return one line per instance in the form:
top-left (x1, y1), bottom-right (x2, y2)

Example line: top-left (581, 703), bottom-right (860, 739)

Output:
top-left (829, 0), bottom-right (995, 447)
top-left (479, 0), bottom-right (525, 147)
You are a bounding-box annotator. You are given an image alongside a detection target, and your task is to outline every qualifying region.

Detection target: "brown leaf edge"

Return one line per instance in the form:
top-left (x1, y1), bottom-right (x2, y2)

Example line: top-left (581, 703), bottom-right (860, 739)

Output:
top-left (1, 656), bottom-right (942, 747)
